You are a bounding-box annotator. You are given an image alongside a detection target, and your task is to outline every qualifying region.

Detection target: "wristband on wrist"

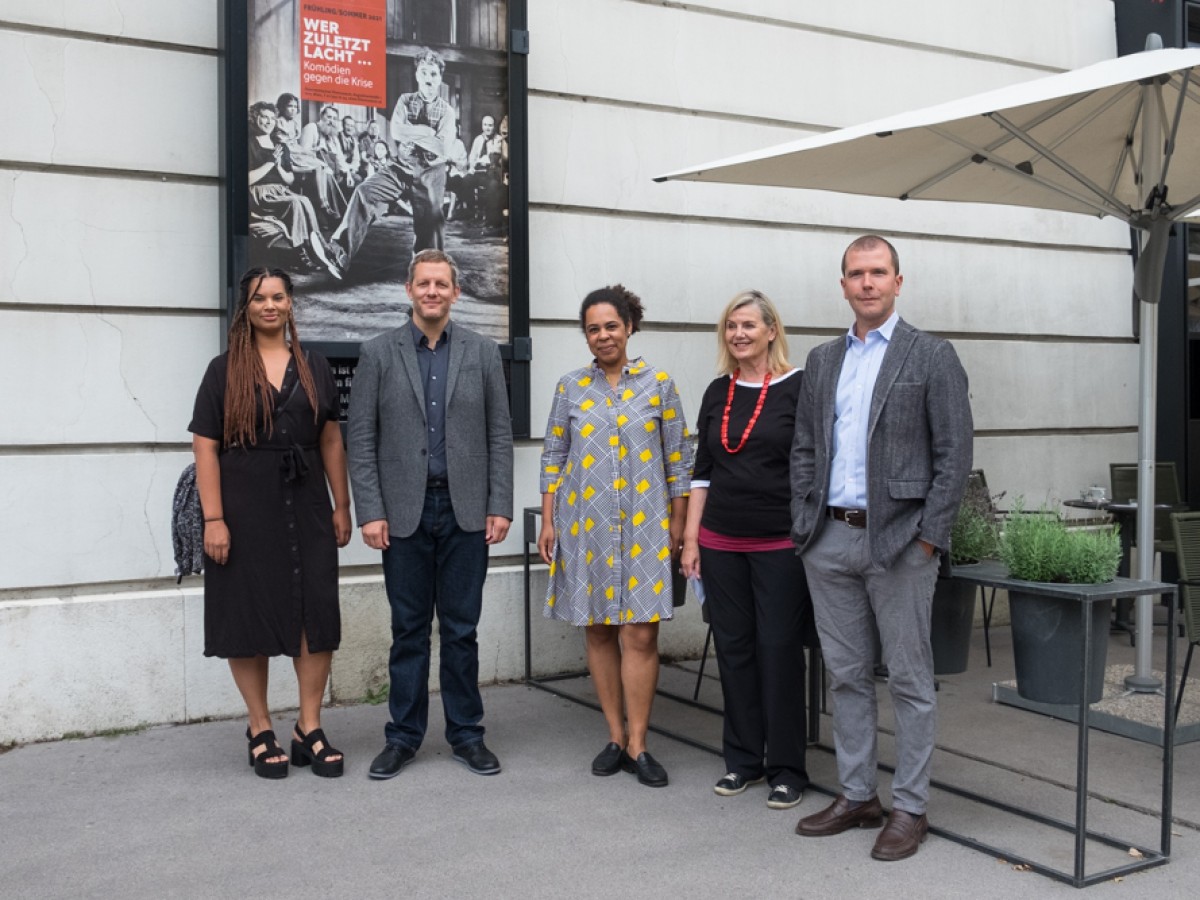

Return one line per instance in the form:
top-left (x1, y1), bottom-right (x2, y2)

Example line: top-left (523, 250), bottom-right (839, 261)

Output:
top-left (204, 516), bottom-right (224, 523)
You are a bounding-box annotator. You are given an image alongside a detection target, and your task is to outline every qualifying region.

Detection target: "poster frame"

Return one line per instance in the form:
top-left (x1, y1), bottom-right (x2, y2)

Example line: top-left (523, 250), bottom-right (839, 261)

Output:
top-left (217, 0), bottom-right (532, 437)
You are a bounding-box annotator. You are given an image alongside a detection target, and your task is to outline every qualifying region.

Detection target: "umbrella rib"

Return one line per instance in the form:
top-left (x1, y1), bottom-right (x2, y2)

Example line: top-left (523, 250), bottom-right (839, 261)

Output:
top-left (923, 123), bottom-right (1131, 219)
top-left (1106, 93), bottom-right (1141, 204)
top-left (898, 97), bottom-right (1092, 200)
top-left (1154, 69), bottom-right (1194, 198)
top-left (1172, 194), bottom-right (1200, 219)
top-left (904, 87), bottom-right (1137, 219)
top-left (1004, 83), bottom-right (1141, 207)
top-left (988, 110), bottom-right (1129, 218)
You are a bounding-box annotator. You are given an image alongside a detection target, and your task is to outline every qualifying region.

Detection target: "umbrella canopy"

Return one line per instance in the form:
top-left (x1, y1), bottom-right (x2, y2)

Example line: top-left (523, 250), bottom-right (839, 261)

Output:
top-left (658, 45), bottom-right (1200, 690)
top-left (656, 47), bottom-right (1200, 228)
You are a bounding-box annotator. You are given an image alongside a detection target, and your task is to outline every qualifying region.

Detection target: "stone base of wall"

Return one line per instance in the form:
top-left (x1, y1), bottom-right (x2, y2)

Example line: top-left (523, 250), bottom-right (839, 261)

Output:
top-left (0, 566), bottom-right (711, 745)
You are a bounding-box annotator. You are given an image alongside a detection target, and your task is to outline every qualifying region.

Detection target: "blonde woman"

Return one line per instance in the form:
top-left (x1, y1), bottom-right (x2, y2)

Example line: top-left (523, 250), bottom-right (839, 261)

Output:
top-left (680, 290), bottom-right (812, 809)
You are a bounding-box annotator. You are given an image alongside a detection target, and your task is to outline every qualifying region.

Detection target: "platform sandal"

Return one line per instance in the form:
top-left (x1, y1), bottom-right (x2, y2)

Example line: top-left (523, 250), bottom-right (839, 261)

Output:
top-left (245, 727), bottom-right (289, 780)
top-left (291, 723), bottom-right (345, 778)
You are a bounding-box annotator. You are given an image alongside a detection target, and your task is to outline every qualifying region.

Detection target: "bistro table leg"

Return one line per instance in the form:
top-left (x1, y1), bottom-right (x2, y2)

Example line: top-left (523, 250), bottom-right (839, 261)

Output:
top-left (1072, 596), bottom-right (1094, 885)
top-left (1113, 510), bottom-right (1136, 640)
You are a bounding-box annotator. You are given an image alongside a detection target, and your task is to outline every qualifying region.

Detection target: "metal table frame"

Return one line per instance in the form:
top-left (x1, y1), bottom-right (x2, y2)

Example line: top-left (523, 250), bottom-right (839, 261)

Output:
top-left (946, 561), bottom-right (1176, 887)
top-left (523, 517), bottom-right (1174, 888)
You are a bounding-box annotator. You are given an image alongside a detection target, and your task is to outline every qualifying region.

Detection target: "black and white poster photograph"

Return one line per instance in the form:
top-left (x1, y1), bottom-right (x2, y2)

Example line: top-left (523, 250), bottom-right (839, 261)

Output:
top-left (238, 0), bottom-right (511, 345)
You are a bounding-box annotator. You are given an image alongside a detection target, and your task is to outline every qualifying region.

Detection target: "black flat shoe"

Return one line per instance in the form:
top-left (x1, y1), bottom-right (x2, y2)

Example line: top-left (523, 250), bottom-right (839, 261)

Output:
top-left (452, 741), bottom-right (501, 775)
top-left (369, 744), bottom-right (415, 780)
top-left (591, 742), bottom-right (630, 776)
top-left (245, 727), bottom-right (288, 780)
top-left (291, 723), bottom-right (344, 778)
top-left (625, 751), bottom-right (668, 788)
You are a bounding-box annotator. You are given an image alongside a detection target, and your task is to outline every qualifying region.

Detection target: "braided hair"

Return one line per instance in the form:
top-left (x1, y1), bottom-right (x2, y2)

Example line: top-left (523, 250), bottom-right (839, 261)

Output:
top-left (223, 267), bottom-right (320, 448)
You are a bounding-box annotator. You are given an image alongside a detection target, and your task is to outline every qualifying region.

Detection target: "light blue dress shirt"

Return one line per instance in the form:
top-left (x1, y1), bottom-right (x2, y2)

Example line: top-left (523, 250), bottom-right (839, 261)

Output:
top-left (827, 312), bottom-right (899, 510)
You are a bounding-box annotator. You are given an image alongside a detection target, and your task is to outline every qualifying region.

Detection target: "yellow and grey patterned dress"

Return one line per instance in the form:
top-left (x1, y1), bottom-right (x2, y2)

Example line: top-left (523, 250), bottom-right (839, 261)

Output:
top-left (540, 357), bottom-right (693, 626)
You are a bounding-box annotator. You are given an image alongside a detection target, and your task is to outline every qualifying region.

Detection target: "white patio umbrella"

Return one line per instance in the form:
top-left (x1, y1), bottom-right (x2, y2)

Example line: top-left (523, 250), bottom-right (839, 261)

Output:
top-left (657, 43), bottom-right (1200, 690)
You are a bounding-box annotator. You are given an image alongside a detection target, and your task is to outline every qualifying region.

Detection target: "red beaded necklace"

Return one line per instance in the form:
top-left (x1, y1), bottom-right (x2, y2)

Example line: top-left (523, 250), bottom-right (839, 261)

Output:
top-left (720, 369), bottom-right (772, 454)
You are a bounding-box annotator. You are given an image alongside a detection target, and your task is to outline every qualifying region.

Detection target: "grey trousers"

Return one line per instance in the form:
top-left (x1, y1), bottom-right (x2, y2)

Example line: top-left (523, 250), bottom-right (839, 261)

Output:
top-left (802, 520), bottom-right (939, 814)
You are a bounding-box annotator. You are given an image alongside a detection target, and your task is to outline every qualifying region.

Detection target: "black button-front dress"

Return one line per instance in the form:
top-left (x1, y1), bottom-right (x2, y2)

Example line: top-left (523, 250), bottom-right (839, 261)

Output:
top-left (188, 350), bottom-right (341, 658)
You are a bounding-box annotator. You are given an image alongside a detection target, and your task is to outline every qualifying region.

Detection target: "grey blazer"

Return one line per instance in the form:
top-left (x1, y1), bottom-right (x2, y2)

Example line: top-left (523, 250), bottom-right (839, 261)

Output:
top-left (790, 317), bottom-right (973, 569)
top-left (347, 317), bottom-right (514, 537)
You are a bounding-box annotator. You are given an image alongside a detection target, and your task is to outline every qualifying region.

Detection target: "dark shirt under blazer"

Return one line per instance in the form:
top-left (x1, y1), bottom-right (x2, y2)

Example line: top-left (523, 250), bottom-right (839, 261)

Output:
top-left (347, 315), bottom-right (514, 537)
top-left (411, 319), bottom-right (451, 481)
top-left (790, 317), bottom-right (973, 568)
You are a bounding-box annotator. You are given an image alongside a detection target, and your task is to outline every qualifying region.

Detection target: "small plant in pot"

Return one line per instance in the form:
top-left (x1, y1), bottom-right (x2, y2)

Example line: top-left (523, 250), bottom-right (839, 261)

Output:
top-left (998, 501), bottom-right (1121, 585)
top-left (932, 484), bottom-right (1000, 674)
top-left (998, 500), bottom-right (1122, 704)
top-left (949, 480), bottom-right (1000, 565)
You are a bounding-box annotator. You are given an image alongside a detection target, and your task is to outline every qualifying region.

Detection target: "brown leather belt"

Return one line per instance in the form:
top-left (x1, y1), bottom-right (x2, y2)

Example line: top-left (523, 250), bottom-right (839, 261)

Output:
top-left (829, 507), bottom-right (867, 528)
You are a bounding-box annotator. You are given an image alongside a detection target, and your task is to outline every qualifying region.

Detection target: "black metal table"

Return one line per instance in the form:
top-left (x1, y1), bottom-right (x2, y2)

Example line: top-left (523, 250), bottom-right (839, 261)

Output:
top-left (948, 561), bottom-right (1176, 887)
top-left (523, 522), bottom-right (1175, 887)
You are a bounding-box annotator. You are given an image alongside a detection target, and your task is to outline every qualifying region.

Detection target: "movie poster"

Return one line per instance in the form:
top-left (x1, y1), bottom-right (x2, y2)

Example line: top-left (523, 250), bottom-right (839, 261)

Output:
top-left (241, 0), bottom-right (511, 346)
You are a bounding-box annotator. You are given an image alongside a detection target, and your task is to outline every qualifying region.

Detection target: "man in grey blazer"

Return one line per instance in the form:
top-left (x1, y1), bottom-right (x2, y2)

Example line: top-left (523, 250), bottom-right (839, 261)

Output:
top-left (348, 249), bottom-right (514, 780)
top-left (790, 235), bottom-right (972, 860)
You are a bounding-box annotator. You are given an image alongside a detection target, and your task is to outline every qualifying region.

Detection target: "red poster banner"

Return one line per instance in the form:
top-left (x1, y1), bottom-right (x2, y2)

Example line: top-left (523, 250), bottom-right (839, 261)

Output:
top-left (299, 1), bottom-right (387, 108)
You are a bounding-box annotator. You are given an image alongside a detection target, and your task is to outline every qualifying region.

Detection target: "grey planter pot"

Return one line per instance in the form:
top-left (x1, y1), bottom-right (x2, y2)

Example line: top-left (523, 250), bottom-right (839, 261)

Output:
top-left (1009, 589), bottom-right (1112, 705)
top-left (931, 577), bottom-right (976, 675)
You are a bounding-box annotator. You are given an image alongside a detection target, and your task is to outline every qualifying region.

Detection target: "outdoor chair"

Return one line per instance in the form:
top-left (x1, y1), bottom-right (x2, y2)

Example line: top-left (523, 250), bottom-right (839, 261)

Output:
top-left (1170, 511), bottom-right (1200, 724)
top-left (1109, 461), bottom-right (1182, 560)
top-left (1110, 463), bottom-right (1184, 642)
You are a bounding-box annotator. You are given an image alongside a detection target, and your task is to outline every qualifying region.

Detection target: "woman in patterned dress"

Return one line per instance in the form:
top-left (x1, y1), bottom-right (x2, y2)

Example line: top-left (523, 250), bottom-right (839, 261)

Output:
top-left (537, 286), bottom-right (692, 787)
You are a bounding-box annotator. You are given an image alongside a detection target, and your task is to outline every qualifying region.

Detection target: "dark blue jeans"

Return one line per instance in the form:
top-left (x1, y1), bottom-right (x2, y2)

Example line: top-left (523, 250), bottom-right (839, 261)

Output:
top-left (381, 486), bottom-right (487, 750)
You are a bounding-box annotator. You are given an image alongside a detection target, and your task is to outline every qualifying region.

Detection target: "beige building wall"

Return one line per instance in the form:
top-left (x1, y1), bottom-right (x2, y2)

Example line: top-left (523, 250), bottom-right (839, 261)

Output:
top-left (0, 0), bottom-right (1135, 743)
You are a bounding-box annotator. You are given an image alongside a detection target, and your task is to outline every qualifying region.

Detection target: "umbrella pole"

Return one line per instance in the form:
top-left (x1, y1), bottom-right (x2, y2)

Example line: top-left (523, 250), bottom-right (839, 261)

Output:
top-left (1128, 294), bottom-right (1162, 692)
top-left (1129, 216), bottom-right (1172, 693)
top-left (1127, 55), bottom-right (1172, 694)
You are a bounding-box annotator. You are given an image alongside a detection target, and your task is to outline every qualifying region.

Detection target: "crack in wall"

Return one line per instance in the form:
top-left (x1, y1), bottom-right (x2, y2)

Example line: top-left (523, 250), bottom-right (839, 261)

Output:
top-left (21, 36), bottom-right (61, 163)
top-left (141, 452), bottom-right (163, 577)
top-left (3, 173), bottom-right (30, 300)
top-left (89, 312), bottom-right (165, 575)
top-left (94, 313), bottom-right (157, 437)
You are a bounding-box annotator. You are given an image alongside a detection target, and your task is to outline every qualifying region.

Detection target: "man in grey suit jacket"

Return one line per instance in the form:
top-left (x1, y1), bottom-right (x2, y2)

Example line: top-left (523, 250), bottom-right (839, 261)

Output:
top-left (347, 248), bottom-right (514, 780)
top-left (791, 236), bottom-right (972, 861)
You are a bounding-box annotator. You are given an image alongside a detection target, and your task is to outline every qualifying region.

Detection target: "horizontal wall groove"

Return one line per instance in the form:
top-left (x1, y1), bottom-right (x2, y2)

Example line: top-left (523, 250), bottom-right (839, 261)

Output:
top-left (0, 303), bottom-right (217, 317)
top-left (0, 443), bottom-right (191, 457)
top-left (976, 427), bottom-right (1138, 438)
top-left (0, 159), bottom-right (219, 186)
top-left (530, 88), bottom-right (826, 133)
top-left (625, 0), bottom-right (1063, 73)
top-left (530, 319), bottom-right (1138, 345)
top-left (529, 203), bottom-right (1133, 258)
top-left (0, 20), bottom-right (217, 56)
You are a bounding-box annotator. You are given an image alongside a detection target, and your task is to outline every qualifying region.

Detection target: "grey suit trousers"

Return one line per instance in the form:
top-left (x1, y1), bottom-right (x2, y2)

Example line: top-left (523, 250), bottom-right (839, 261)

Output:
top-left (802, 519), bottom-right (940, 815)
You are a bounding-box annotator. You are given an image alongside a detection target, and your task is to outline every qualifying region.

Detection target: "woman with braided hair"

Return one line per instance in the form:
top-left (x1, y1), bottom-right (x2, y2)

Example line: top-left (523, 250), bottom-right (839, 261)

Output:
top-left (190, 268), bottom-right (351, 779)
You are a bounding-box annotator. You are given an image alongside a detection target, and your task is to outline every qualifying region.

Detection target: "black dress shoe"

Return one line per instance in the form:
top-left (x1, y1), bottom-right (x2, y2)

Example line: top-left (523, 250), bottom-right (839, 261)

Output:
top-left (452, 741), bottom-right (501, 775)
top-left (591, 742), bottom-right (630, 776)
top-left (369, 744), bottom-right (415, 780)
top-left (626, 751), bottom-right (668, 787)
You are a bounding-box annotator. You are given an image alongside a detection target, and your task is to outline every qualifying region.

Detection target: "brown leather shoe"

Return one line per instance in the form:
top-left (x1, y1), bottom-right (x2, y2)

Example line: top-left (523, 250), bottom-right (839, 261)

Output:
top-left (870, 809), bottom-right (929, 861)
top-left (795, 794), bottom-right (884, 836)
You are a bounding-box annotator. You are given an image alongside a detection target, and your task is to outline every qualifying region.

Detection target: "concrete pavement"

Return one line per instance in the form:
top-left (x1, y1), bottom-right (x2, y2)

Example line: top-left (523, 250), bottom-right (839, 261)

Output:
top-left (2, 624), bottom-right (1198, 899)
